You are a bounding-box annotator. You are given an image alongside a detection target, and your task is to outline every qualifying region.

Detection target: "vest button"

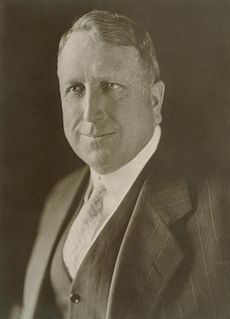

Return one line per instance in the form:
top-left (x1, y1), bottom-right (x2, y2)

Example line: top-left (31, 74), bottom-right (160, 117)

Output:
top-left (70, 293), bottom-right (81, 304)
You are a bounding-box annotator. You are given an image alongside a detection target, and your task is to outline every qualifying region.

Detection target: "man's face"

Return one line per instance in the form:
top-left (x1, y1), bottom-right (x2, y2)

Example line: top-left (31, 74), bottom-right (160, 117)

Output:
top-left (58, 31), bottom-right (164, 174)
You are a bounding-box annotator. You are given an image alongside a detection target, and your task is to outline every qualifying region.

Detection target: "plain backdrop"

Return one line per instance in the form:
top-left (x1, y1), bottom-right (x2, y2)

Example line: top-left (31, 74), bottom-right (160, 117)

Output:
top-left (1, 0), bottom-right (230, 317)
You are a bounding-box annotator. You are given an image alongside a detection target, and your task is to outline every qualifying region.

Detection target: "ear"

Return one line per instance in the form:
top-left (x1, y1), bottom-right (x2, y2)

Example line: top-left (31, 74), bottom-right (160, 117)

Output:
top-left (150, 80), bottom-right (165, 125)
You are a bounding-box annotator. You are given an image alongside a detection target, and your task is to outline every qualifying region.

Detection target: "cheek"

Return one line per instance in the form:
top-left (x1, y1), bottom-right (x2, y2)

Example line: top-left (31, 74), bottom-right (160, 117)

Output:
top-left (116, 102), bottom-right (153, 138)
top-left (105, 93), bottom-right (129, 120)
top-left (62, 100), bottom-right (82, 126)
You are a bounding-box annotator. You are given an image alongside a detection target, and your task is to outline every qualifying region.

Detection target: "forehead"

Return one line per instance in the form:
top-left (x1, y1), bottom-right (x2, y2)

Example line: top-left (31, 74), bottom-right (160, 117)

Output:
top-left (58, 31), bottom-right (144, 83)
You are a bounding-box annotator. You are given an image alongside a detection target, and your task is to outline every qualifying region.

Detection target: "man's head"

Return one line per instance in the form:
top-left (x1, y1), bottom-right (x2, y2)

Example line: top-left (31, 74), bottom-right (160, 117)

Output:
top-left (57, 10), bottom-right (165, 174)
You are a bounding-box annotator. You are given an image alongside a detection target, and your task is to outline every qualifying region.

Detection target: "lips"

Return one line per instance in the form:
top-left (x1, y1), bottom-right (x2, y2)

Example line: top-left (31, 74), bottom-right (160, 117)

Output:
top-left (80, 132), bottom-right (115, 138)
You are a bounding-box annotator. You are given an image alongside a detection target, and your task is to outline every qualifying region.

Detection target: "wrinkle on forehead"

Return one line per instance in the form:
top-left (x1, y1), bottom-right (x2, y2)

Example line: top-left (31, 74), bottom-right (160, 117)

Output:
top-left (58, 31), bottom-right (144, 85)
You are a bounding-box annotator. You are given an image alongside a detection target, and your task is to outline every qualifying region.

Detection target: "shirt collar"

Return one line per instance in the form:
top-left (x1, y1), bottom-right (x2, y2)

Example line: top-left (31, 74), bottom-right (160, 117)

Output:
top-left (90, 125), bottom-right (161, 205)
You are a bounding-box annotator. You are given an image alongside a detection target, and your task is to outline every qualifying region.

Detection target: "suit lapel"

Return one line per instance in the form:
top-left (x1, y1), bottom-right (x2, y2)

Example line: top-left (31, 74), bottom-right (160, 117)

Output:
top-left (23, 166), bottom-right (89, 319)
top-left (107, 160), bottom-right (192, 319)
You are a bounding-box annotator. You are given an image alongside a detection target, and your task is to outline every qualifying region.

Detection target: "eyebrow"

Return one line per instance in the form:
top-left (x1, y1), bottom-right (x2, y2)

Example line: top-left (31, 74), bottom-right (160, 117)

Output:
top-left (63, 74), bottom-right (126, 85)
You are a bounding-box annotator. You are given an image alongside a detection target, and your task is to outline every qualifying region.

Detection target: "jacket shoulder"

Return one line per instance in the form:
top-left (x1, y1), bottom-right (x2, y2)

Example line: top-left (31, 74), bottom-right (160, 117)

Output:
top-left (38, 165), bottom-right (89, 229)
top-left (50, 166), bottom-right (88, 200)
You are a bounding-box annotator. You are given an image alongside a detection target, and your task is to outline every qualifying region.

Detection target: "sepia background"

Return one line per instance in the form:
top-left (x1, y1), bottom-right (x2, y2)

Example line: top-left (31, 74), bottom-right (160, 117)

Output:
top-left (1, 0), bottom-right (229, 317)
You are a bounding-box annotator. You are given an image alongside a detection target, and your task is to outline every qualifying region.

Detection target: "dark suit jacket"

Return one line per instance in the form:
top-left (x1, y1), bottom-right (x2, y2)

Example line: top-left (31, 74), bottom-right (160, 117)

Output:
top-left (18, 147), bottom-right (230, 319)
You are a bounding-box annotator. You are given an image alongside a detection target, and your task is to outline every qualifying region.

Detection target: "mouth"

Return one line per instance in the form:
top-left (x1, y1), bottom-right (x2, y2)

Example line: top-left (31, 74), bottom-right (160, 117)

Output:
top-left (80, 132), bottom-right (115, 139)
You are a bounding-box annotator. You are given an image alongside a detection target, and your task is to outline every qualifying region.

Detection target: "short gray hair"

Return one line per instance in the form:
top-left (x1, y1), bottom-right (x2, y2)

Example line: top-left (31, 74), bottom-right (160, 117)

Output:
top-left (58, 10), bottom-right (160, 83)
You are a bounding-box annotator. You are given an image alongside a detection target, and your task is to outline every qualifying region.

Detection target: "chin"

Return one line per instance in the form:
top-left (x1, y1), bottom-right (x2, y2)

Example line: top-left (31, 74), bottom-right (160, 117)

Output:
top-left (82, 150), bottom-right (114, 173)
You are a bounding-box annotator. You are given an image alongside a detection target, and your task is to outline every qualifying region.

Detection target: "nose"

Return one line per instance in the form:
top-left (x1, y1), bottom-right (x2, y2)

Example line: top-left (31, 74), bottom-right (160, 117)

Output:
top-left (82, 87), bottom-right (105, 123)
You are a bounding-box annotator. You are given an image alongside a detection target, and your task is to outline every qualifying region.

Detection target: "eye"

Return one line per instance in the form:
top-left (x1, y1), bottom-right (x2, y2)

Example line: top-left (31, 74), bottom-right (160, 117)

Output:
top-left (67, 83), bottom-right (85, 96)
top-left (101, 81), bottom-right (121, 91)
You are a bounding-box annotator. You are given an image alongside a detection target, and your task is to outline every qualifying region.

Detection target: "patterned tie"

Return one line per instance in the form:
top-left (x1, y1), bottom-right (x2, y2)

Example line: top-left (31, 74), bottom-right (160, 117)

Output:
top-left (63, 183), bottom-right (107, 279)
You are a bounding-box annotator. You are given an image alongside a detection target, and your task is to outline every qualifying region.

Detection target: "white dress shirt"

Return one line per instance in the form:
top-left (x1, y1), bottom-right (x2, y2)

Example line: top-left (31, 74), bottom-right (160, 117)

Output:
top-left (87, 125), bottom-right (161, 240)
top-left (63, 125), bottom-right (161, 278)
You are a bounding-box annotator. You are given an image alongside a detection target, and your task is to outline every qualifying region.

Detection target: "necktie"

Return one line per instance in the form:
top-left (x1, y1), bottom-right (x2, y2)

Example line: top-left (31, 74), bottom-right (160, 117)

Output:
top-left (63, 183), bottom-right (107, 279)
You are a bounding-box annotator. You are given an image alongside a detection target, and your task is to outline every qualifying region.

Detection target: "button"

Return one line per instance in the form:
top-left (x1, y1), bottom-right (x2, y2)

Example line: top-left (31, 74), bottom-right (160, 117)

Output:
top-left (70, 293), bottom-right (81, 304)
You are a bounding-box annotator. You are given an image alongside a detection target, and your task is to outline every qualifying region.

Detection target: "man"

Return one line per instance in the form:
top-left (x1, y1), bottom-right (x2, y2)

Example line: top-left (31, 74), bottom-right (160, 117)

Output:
top-left (15, 10), bottom-right (230, 319)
